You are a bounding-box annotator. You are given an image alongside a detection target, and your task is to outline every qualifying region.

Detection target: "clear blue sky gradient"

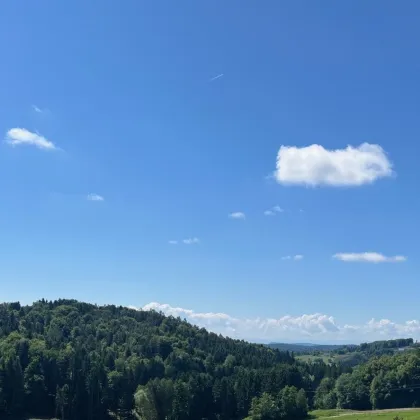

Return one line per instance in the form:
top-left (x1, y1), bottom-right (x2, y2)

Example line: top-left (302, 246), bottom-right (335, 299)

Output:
top-left (0, 1), bottom-right (419, 340)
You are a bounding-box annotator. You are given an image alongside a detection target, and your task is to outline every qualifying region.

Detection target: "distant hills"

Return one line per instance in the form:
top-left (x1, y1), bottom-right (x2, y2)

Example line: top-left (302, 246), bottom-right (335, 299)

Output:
top-left (268, 338), bottom-right (416, 367)
top-left (267, 342), bottom-right (352, 353)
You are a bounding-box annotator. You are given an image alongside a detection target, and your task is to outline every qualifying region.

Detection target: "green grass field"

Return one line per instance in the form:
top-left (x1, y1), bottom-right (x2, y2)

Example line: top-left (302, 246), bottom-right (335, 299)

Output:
top-left (295, 354), bottom-right (336, 364)
top-left (310, 408), bottom-right (420, 420)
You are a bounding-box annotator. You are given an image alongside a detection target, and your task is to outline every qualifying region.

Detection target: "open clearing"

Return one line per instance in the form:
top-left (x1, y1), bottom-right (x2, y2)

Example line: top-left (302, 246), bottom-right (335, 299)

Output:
top-left (296, 354), bottom-right (336, 364)
top-left (311, 408), bottom-right (420, 420)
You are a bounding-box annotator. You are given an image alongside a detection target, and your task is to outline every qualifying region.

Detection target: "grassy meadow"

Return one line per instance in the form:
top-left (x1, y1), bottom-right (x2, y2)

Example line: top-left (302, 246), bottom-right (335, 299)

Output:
top-left (310, 408), bottom-right (420, 420)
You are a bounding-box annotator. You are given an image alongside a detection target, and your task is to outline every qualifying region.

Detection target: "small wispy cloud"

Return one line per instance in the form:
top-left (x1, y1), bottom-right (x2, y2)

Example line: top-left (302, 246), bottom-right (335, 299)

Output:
top-left (209, 73), bottom-right (224, 82)
top-left (168, 240), bottom-right (178, 245)
top-left (264, 205), bottom-right (284, 216)
top-left (183, 238), bottom-right (200, 245)
top-left (5, 128), bottom-right (56, 150)
top-left (229, 212), bottom-right (246, 220)
top-left (333, 252), bottom-right (406, 263)
top-left (31, 105), bottom-right (51, 116)
top-left (282, 255), bottom-right (304, 261)
top-left (32, 105), bottom-right (43, 113)
top-left (87, 193), bottom-right (104, 202)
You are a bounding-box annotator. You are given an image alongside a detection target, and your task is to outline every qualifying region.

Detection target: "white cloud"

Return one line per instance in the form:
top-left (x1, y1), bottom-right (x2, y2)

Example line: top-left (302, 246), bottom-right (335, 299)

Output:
top-left (5, 128), bottom-right (56, 150)
top-left (282, 255), bottom-right (303, 261)
top-left (275, 143), bottom-right (393, 187)
top-left (168, 240), bottom-right (178, 245)
top-left (32, 104), bottom-right (46, 113)
top-left (140, 302), bottom-right (420, 342)
top-left (183, 238), bottom-right (200, 245)
top-left (31, 105), bottom-right (51, 115)
top-left (264, 205), bottom-right (284, 216)
top-left (333, 252), bottom-right (407, 263)
top-left (87, 193), bottom-right (104, 202)
top-left (229, 212), bottom-right (246, 220)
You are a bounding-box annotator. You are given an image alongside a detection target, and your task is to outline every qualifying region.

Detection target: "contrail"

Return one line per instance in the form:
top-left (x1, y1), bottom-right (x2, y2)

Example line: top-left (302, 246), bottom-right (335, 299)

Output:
top-left (209, 73), bottom-right (224, 82)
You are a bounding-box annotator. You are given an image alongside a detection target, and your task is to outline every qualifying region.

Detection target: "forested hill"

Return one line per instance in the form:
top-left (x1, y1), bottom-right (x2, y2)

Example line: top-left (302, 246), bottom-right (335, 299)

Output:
top-left (0, 299), bottom-right (320, 419)
top-left (1, 300), bottom-right (419, 420)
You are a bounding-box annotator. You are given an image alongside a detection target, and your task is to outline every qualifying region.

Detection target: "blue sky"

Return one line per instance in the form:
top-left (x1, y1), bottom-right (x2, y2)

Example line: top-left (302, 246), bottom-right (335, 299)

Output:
top-left (1, 1), bottom-right (419, 343)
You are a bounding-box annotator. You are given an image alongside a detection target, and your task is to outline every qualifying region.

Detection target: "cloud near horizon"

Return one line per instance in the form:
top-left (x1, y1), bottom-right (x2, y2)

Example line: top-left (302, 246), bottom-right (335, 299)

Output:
top-left (5, 128), bottom-right (57, 150)
top-left (139, 302), bottom-right (420, 342)
top-left (275, 143), bottom-right (393, 186)
top-left (333, 252), bottom-right (407, 263)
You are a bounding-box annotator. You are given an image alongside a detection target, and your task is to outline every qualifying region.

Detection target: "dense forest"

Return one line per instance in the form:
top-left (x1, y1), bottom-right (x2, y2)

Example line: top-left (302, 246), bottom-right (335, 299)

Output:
top-left (0, 300), bottom-right (419, 420)
top-left (314, 349), bottom-right (420, 411)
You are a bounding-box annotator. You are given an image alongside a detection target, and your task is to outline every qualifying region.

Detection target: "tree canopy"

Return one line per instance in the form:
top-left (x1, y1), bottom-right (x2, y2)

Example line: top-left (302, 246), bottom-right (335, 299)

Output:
top-left (0, 299), bottom-right (314, 419)
top-left (0, 299), bottom-right (418, 419)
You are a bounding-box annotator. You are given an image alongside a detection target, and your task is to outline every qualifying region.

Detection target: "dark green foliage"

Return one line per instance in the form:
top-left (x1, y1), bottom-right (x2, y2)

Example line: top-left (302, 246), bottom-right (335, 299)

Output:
top-left (2, 299), bottom-right (416, 419)
top-left (314, 377), bottom-right (336, 409)
top-left (245, 387), bottom-right (309, 420)
top-left (314, 349), bottom-right (420, 411)
top-left (0, 299), bottom-right (314, 419)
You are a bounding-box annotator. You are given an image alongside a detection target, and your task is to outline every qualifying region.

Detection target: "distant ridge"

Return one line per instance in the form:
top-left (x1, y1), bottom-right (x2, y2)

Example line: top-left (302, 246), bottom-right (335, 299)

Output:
top-left (267, 342), bottom-right (349, 353)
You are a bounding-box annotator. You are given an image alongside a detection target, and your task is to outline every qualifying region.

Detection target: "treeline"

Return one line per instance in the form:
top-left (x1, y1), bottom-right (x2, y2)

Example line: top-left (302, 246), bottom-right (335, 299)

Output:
top-left (1, 299), bottom-right (417, 419)
top-left (269, 338), bottom-right (414, 358)
top-left (267, 343), bottom-right (344, 354)
top-left (0, 299), bottom-right (341, 420)
top-left (334, 338), bottom-right (414, 356)
top-left (314, 350), bottom-right (420, 410)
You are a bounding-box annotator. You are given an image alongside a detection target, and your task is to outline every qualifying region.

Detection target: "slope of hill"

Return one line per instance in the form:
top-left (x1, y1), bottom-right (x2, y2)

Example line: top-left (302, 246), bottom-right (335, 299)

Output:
top-left (0, 299), bottom-right (317, 420)
top-left (1, 299), bottom-right (418, 420)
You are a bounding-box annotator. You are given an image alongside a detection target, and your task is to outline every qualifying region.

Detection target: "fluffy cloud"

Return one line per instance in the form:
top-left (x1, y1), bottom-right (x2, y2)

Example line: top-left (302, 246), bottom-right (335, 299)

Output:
top-left (264, 205), bottom-right (284, 216)
top-left (140, 302), bottom-right (420, 342)
top-left (229, 212), bottom-right (246, 220)
top-left (282, 255), bottom-right (303, 261)
top-left (333, 252), bottom-right (407, 263)
top-left (5, 128), bottom-right (56, 150)
top-left (87, 193), bottom-right (104, 202)
top-left (168, 240), bottom-right (178, 245)
top-left (183, 238), bottom-right (200, 245)
top-left (275, 143), bottom-right (393, 186)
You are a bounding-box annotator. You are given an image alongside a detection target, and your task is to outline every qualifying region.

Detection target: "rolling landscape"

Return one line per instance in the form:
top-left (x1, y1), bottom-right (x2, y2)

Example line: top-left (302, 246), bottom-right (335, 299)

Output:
top-left (269, 340), bottom-right (417, 367)
top-left (1, 300), bottom-right (420, 419)
top-left (1, 1), bottom-right (420, 420)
